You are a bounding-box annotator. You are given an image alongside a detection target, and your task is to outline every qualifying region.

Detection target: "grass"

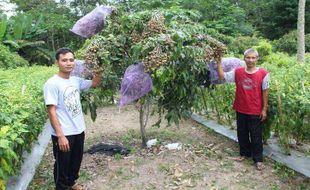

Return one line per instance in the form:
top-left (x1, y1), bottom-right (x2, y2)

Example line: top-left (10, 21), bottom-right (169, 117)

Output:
top-left (219, 160), bottom-right (234, 169)
top-left (133, 157), bottom-right (146, 166)
top-left (220, 187), bottom-right (229, 190)
top-left (158, 163), bottom-right (172, 174)
top-left (272, 162), bottom-right (295, 178)
top-left (181, 172), bottom-right (204, 184)
top-left (115, 167), bottom-right (124, 176)
top-left (79, 170), bottom-right (92, 182)
top-left (114, 153), bottom-right (123, 160)
top-left (28, 170), bottom-right (54, 190)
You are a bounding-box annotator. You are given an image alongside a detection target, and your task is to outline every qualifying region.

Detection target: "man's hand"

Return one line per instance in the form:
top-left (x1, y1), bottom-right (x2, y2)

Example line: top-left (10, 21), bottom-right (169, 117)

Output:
top-left (47, 105), bottom-right (69, 151)
top-left (215, 57), bottom-right (225, 81)
top-left (260, 110), bottom-right (267, 121)
top-left (58, 136), bottom-right (70, 152)
top-left (91, 70), bottom-right (102, 88)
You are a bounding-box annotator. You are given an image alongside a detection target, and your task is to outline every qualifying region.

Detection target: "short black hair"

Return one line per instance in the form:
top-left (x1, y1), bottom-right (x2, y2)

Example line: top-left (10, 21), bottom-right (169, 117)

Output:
top-left (55, 47), bottom-right (75, 60)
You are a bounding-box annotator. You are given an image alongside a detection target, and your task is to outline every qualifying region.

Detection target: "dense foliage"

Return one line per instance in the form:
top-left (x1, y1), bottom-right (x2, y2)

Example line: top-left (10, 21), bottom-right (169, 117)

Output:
top-left (75, 6), bottom-right (230, 146)
top-left (0, 43), bottom-right (28, 69)
top-left (0, 66), bottom-right (56, 188)
top-left (0, 14), bottom-right (53, 65)
top-left (202, 53), bottom-right (310, 153)
top-left (231, 0), bottom-right (310, 39)
top-left (1, 0), bottom-right (308, 65)
top-left (273, 30), bottom-right (310, 55)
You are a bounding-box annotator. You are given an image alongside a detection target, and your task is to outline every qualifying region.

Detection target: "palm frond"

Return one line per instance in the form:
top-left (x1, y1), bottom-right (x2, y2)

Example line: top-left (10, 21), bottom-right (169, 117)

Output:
top-left (3, 40), bottom-right (20, 49)
top-left (18, 40), bottom-right (45, 49)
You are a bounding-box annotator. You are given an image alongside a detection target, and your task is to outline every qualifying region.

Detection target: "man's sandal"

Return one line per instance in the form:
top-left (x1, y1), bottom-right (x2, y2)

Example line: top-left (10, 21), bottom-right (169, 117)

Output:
top-left (70, 183), bottom-right (84, 190)
top-left (233, 156), bottom-right (247, 162)
top-left (256, 162), bottom-right (265, 171)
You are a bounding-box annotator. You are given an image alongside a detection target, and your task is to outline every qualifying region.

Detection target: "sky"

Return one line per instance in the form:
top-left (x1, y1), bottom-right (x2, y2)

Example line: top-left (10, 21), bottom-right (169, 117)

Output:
top-left (0, 0), bottom-right (82, 17)
top-left (0, 0), bottom-right (112, 17)
top-left (0, 0), bottom-right (17, 17)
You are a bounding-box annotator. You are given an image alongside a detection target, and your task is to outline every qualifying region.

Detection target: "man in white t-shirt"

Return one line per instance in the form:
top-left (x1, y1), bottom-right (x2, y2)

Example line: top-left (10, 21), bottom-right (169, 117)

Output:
top-left (43, 48), bottom-right (101, 190)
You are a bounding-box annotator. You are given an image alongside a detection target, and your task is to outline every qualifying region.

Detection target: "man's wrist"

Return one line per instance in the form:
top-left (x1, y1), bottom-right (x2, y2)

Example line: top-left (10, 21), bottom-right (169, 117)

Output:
top-left (55, 131), bottom-right (65, 138)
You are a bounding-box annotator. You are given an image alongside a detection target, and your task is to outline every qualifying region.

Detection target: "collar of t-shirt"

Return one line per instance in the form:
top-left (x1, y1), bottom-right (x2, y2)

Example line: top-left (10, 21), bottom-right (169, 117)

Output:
top-left (244, 67), bottom-right (259, 74)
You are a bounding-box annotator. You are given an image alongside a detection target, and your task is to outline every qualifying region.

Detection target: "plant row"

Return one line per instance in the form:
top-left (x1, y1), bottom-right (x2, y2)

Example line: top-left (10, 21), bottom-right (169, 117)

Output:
top-left (0, 66), bottom-right (56, 189)
top-left (199, 53), bottom-right (310, 154)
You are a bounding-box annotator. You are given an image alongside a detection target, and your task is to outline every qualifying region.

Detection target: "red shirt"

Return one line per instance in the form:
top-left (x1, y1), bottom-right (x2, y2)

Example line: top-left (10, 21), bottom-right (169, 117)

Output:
top-left (233, 68), bottom-right (268, 115)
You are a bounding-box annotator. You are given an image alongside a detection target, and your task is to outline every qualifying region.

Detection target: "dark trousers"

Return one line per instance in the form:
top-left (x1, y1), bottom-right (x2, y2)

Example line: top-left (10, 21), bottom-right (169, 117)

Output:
top-left (52, 132), bottom-right (85, 190)
top-left (236, 112), bottom-right (263, 163)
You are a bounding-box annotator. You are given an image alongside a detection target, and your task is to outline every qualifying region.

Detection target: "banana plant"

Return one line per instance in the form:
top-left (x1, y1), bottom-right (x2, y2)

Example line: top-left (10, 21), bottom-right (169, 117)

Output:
top-left (0, 18), bottom-right (7, 41)
top-left (5, 14), bottom-right (44, 40)
top-left (2, 13), bottom-right (53, 64)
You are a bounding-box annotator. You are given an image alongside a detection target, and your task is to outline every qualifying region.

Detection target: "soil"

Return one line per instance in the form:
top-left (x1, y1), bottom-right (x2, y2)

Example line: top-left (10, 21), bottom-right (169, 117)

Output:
top-left (29, 105), bottom-right (310, 190)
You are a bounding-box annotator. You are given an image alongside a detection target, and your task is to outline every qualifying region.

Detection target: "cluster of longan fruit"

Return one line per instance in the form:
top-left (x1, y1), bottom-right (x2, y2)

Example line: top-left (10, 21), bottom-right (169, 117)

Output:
top-left (143, 46), bottom-right (170, 73)
top-left (84, 40), bottom-right (104, 73)
top-left (142, 13), bottom-right (166, 39)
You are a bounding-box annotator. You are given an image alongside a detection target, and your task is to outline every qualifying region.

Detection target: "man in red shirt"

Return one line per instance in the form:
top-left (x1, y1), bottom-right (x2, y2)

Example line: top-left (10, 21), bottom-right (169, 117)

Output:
top-left (216, 48), bottom-right (269, 170)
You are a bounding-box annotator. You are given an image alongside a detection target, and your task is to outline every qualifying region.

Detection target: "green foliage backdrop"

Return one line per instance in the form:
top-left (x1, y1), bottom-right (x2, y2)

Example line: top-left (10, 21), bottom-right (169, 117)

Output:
top-left (0, 66), bottom-right (56, 188)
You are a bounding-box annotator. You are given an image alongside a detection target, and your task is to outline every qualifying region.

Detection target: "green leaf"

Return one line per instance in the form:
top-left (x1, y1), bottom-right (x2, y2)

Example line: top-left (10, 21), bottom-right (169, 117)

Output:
top-left (15, 138), bottom-right (24, 144)
top-left (0, 139), bottom-right (10, 149)
top-left (13, 17), bottom-right (23, 40)
top-left (89, 102), bottom-right (97, 122)
top-left (0, 20), bottom-right (7, 41)
top-left (10, 133), bottom-right (18, 141)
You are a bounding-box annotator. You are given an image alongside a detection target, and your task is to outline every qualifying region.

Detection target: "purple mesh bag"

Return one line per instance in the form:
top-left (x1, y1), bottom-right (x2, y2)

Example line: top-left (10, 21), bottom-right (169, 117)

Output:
top-left (119, 63), bottom-right (153, 106)
top-left (70, 59), bottom-right (93, 78)
top-left (71, 5), bottom-right (113, 38)
top-left (209, 57), bottom-right (245, 84)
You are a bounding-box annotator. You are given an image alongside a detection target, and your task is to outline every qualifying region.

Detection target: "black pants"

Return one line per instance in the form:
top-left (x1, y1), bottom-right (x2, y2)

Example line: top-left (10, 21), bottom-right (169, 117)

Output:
top-left (236, 112), bottom-right (263, 163)
top-left (52, 132), bottom-right (85, 190)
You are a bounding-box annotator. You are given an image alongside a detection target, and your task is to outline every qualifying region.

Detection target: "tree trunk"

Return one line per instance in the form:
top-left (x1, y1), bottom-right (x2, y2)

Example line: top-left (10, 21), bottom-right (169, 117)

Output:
top-left (297, 0), bottom-right (306, 64)
top-left (51, 31), bottom-right (55, 53)
top-left (139, 98), bottom-right (150, 148)
top-left (63, 33), bottom-right (66, 45)
top-left (139, 103), bottom-right (147, 147)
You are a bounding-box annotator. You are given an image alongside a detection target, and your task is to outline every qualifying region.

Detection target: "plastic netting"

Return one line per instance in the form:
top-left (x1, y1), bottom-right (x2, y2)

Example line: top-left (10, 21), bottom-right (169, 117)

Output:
top-left (71, 5), bottom-right (113, 38)
top-left (119, 63), bottom-right (153, 106)
top-left (70, 59), bottom-right (93, 78)
top-left (209, 57), bottom-right (245, 84)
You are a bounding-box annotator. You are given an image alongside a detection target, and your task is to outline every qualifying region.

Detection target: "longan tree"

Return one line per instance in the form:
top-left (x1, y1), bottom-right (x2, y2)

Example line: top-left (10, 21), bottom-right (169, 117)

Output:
top-left (78, 6), bottom-right (226, 147)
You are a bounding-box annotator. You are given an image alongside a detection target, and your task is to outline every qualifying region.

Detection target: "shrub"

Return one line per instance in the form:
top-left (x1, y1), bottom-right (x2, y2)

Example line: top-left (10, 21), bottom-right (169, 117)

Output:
top-left (0, 43), bottom-right (28, 69)
top-left (273, 30), bottom-right (310, 55)
top-left (263, 52), bottom-right (296, 68)
top-left (205, 28), bottom-right (234, 45)
top-left (228, 35), bottom-right (261, 55)
top-left (254, 40), bottom-right (273, 61)
top-left (0, 66), bottom-right (56, 188)
top-left (203, 52), bottom-right (310, 153)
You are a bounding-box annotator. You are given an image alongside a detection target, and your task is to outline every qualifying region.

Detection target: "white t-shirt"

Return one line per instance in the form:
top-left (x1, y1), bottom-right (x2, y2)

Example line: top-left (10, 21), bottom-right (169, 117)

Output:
top-left (43, 75), bottom-right (92, 136)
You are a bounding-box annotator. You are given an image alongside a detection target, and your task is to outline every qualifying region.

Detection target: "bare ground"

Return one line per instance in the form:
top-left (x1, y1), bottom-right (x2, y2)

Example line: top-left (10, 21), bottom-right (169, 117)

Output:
top-left (29, 105), bottom-right (310, 190)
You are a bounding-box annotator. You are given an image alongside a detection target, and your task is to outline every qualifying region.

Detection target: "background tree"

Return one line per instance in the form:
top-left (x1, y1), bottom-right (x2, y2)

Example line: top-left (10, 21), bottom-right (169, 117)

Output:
top-left (297, 0), bottom-right (306, 64)
top-left (69, 0), bottom-right (109, 15)
top-left (182, 0), bottom-right (254, 36)
top-left (77, 5), bottom-right (226, 147)
top-left (10, 0), bottom-right (54, 12)
top-left (11, 0), bottom-right (84, 52)
top-left (242, 0), bottom-right (310, 40)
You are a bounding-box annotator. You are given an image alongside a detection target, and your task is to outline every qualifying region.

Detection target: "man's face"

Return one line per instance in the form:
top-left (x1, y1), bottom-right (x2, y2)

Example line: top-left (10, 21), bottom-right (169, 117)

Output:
top-left (56, 52), bottom-right (75, 74)
top-left (244, 52), bottom-right (258, 69)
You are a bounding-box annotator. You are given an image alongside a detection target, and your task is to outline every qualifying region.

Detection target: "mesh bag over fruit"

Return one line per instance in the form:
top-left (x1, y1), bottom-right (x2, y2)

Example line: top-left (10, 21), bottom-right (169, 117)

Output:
top-left (119, 63), bottom-right (153, 106)
top-left (71, 5), bottom-right (113, 38)
top-left (209, 57), bottom-right (245, 84)
top-left (70, 59), bottom-right (93, 78)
